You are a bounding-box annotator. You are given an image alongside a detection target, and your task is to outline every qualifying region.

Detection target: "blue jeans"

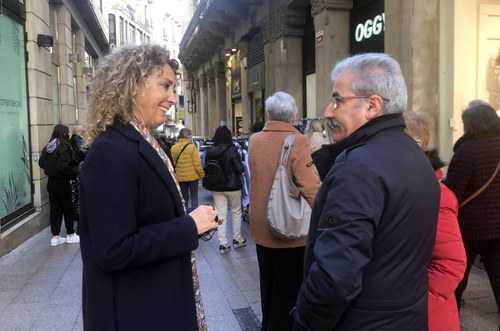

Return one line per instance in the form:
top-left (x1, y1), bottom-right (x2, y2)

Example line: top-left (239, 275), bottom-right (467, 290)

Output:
top-left (180, 180), bottom-right (199, 208)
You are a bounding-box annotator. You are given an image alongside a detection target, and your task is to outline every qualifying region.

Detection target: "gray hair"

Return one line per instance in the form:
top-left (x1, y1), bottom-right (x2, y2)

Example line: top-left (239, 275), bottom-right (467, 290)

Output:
top-left (72, 124), bottom-right (85, 135)
top-left (265, 91), bottom-right (298, 123)
top-left (465, 99), bottom-right (489, 110)
top-left (178, 127), bottom-right (192, 139)
top-left (331, 53), bottom-right (408, 114)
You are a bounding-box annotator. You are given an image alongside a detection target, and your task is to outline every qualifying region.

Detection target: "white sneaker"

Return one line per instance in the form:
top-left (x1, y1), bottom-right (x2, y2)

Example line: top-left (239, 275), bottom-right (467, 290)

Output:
top-left (51, 236), bottom-right (66, 247)
top-left (66, 233), bottom-right (80, 244)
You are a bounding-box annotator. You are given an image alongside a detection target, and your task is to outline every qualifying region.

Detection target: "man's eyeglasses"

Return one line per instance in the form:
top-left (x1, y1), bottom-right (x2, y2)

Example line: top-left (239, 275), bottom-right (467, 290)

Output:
top-left (331, 95), bottom-right (390, 109)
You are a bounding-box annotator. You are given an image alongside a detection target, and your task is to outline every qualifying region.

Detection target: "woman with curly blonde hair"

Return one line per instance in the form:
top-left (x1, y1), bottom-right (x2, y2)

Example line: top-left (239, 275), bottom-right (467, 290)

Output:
top-left (79, 44), bottom-right (219, 331)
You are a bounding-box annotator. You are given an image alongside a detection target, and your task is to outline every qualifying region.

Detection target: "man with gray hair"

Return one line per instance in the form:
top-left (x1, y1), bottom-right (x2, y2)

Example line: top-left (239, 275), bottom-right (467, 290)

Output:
top-left (292, 53), bottom-right (440, 330)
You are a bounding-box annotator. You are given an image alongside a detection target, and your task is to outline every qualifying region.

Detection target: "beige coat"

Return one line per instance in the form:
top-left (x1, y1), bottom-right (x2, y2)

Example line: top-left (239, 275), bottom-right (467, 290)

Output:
top-left (248, 121), bottom-right (321, 248)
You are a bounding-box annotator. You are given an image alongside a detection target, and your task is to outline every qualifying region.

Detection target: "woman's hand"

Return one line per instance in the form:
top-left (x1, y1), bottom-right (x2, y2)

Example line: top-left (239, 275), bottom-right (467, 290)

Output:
top-left (189, 205), bottom-right (222, 234)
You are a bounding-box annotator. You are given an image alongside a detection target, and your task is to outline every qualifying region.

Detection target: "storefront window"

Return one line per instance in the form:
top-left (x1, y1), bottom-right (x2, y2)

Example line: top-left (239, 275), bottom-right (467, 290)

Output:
top-left (0, 14), bottom-right (33, 230)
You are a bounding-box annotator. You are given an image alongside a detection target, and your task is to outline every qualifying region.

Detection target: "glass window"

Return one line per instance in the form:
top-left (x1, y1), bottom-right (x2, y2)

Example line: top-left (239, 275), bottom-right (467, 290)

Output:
top-left (52, 64), bottom-right (61, 123)
top-left (109, 14), bottom-right (116, 46)
top-left (120, 17), bottom-right (125, 46)
top-left (0, 14), bottom-right (33, 230)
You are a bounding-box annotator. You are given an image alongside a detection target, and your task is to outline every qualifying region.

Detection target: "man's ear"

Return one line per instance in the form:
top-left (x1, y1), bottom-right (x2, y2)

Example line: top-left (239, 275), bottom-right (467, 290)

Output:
top-left (365, 95), bottom-right (384, 120)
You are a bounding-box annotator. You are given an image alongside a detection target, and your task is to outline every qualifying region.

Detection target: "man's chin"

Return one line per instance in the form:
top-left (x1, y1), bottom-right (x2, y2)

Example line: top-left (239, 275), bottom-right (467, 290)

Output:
top-left (333, 132), bottom-right (344, 143)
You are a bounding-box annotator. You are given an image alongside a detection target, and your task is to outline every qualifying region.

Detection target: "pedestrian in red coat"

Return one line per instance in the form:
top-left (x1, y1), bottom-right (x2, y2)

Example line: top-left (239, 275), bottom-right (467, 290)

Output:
top-left (404, 111), bottom-right (466, 331)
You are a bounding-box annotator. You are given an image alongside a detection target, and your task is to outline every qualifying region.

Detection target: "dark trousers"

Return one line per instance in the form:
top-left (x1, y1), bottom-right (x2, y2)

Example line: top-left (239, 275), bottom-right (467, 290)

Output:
top-left (456, 239), bottom-right (500, 314)
top-left (70, 177), bottom-right (80, 233)
top-left (180, 180), bottom-right (199, 208)
top-left (47, 177), bottom-right (75, 236)
top-left (256, 244), bottom-right (304, 331)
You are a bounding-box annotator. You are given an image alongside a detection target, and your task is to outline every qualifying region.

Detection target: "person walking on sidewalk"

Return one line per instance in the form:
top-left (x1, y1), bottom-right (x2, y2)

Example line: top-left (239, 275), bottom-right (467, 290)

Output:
top-left (38, 124), bottom-right (80, 247)
top-left (248, 91), bottom-right (320, 331)
top-left (204, 126), bottom-right (246, 253)
top-left (171, 127), bottom-right (205, 208)
top-left (69, 124), bottom-right (87, 233)
top-left (80, 44), bottom-right (219, 331)
top-left (442, 100), bottom-right (500, 321)
top-left (404, 110), bottom-right (466, 331)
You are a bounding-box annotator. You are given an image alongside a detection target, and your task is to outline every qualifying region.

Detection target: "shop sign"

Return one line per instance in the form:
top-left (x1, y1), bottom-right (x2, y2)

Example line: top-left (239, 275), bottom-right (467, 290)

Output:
top-left (350, 0), bottom-right (384, 54)
top-left (2, 0), bottom-right (27, 20)
top-left (247, 62), bottom-right (265, 92)
top-left (232, 68), bottom-right (242, 99)
top-left (315, 30), bottom-right (324, 48)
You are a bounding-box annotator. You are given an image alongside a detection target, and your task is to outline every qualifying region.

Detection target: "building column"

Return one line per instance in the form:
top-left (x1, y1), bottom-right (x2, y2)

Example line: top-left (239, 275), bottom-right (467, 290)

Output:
top-left (239, 57), bottom-right (249, 136)
top-left (193, 75), bottom-right (201, 136)
top-left (54, 5), bottom-right (76, 125)
top-left (207, 67), bottom-right (217, 136)
top-left (262, 5), bottom-right (307, 111)
top-left (214, 61), bottom-right (227, 127)
top-left (238, 41), bottom-right (251, 134)
top-left (312, 0), bottom-right (353, 115)
top-left (225, 61), bottom-right (233, 132)
top-left (199, 72), bottom-right (209, 137)
top-left (73, 29), bottom-right (86, 125)
top-left (385, 0), bottom-right (439, 117)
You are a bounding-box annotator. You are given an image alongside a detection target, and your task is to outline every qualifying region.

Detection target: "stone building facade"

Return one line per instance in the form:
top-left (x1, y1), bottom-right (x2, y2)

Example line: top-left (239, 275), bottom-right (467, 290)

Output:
top-left (0, 0), bottom-right (108, 256)
top-left (179, 0), bottom-right (500, 160)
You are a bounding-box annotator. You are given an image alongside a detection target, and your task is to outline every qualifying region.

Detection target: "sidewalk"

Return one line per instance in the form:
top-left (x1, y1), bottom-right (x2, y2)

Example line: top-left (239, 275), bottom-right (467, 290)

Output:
top-left (0, 188), bottom-right (498, 330)
top-left (0, 188), bottom-right (261, 331)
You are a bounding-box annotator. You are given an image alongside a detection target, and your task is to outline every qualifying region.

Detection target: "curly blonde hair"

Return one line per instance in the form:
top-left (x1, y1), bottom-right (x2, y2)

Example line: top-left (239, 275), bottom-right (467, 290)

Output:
top-left (86, 44), bottom-right (179, 144)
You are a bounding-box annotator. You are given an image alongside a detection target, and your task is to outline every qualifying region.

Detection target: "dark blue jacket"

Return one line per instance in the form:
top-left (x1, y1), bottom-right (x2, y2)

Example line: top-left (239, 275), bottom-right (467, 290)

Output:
top-left (294, 114), bottom-right (440, 330)
top-left (79, 122), bottom-right (199, 331)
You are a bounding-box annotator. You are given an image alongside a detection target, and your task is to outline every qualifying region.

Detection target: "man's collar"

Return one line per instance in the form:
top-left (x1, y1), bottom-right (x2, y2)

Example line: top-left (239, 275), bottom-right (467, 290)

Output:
top-left (311, 113), bottom-right (404, 180)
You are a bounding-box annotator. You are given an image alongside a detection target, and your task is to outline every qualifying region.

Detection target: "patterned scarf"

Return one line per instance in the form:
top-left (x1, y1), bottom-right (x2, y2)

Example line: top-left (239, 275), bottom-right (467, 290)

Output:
top-left (130, 117), bottom-right (208, 330)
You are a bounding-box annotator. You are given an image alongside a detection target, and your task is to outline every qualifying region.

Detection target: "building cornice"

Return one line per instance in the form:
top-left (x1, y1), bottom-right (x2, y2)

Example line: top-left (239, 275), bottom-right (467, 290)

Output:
top-left (63, 0), bottom-right (110, 57)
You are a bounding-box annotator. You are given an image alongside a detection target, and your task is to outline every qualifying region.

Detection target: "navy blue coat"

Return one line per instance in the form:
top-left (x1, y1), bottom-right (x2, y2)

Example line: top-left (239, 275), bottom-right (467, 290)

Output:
top-left (79, 122), bottom-right (200, 331)
top-left (294, 114), bottom-right (440, 330)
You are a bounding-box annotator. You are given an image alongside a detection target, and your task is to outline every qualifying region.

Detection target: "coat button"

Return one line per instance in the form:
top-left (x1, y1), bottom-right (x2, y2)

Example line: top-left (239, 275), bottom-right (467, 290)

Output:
top-left (327, 216), bottom-right (336, 226)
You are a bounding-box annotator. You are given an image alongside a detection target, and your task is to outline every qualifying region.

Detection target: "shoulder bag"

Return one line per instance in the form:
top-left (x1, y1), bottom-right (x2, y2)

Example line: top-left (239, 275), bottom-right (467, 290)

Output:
top-left (174, 143), bottom-right (191, 169)
top-left (267, 133), bottom-right (312, 241)
top-left (459, 160), bottom-right (500, 208)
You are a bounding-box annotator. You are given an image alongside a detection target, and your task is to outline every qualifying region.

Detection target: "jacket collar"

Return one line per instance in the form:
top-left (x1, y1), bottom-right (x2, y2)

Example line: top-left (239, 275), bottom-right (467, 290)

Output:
top-left (311, 113), bottom-right (405, 180)
top-left (262, 120), bottom-right (300, 133)
top-left (208, 143), bottom-right (233, 156)
top-left (177, 138), bottom-right (190, 144)
top-left (110, 122), bottom-right (185, 215)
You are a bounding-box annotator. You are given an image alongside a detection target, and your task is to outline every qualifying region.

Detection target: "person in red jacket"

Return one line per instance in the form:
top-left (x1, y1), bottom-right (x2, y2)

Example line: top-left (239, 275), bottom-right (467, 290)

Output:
top-left (404, 111), bottom-right (466, 331)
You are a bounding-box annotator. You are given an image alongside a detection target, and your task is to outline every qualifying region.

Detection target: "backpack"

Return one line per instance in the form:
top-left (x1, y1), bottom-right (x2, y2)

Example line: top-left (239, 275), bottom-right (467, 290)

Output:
top-left (202, 145), bottom-right (231, 190)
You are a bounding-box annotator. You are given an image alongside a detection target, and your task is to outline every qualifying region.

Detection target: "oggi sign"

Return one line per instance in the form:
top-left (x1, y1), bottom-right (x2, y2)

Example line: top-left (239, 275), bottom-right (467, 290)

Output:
top-left (354, 14), bottom-right (385, 42)
top-left (350, 0), bottom-right (385, 54)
